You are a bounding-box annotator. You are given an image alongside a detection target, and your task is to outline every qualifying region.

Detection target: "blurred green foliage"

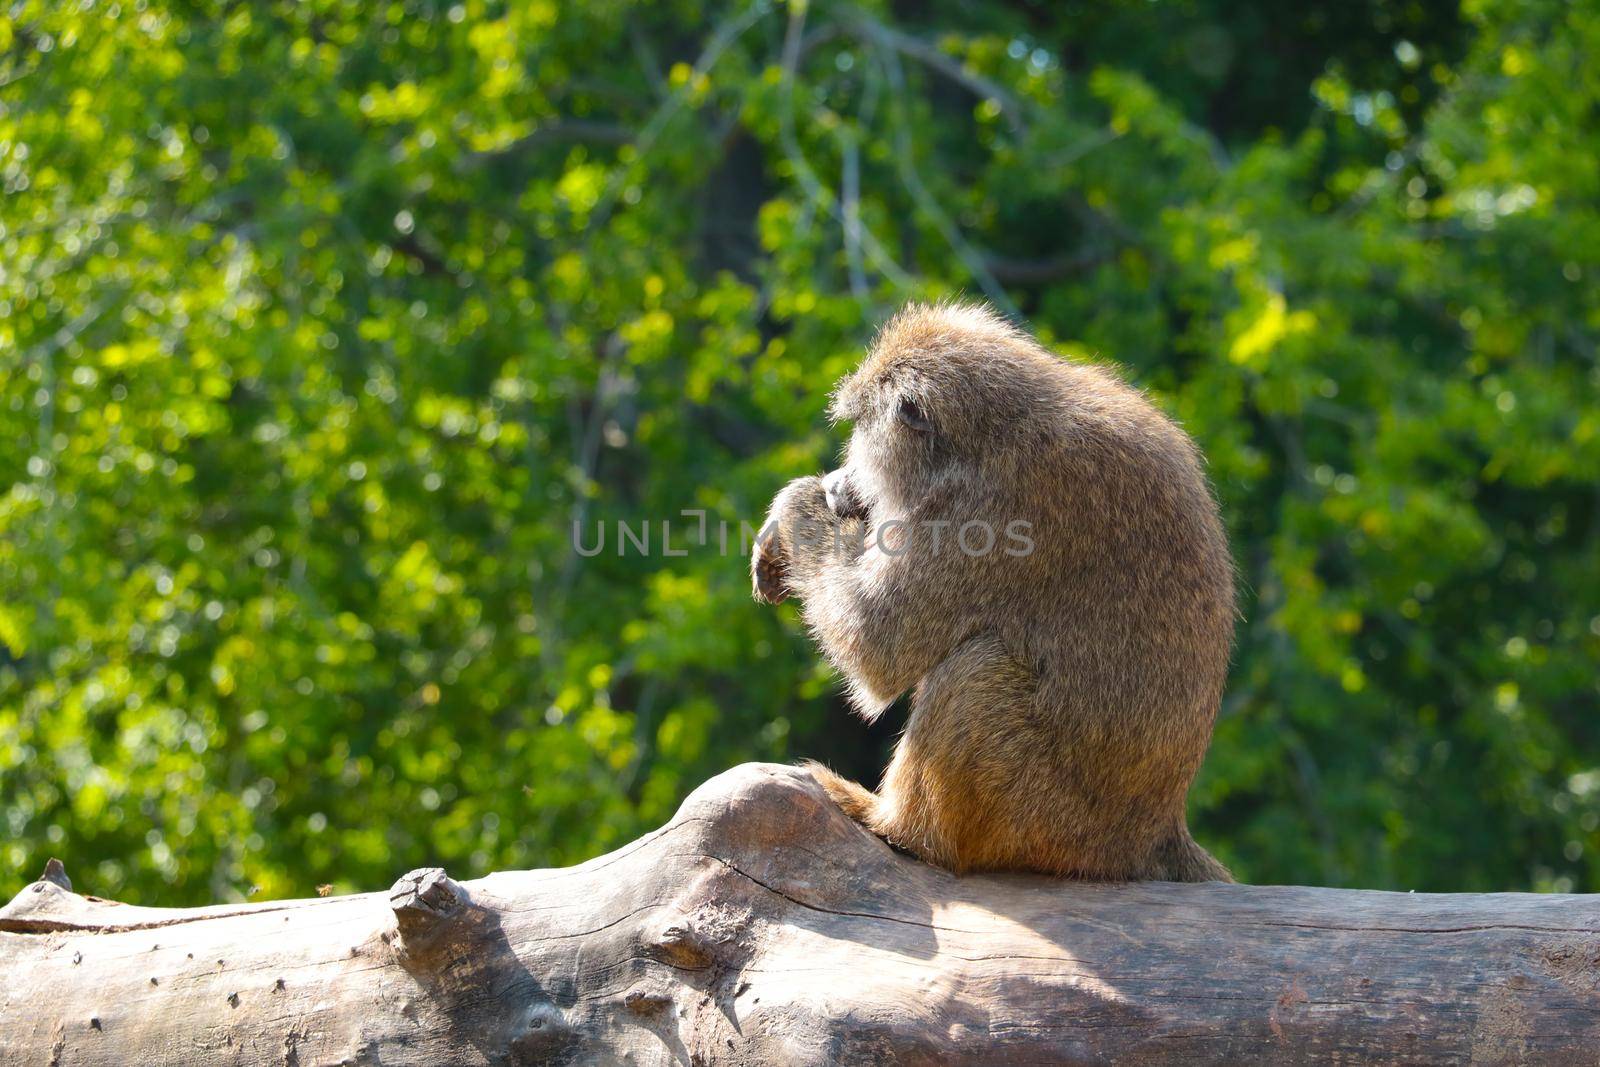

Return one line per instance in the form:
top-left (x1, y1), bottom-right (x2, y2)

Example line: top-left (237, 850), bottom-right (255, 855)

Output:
top-left (2, 0), bottom-right (1597, 904)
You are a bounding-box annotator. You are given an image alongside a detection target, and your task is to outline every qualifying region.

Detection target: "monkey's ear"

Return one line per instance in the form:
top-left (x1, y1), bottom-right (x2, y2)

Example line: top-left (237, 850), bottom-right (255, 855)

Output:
top-left (896, 396), bottom-right (934, 434)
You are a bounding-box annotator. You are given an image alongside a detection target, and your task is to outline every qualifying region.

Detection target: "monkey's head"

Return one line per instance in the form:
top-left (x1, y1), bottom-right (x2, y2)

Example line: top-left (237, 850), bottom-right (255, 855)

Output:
top-left (824, 301), bottom-right (1065, 527)
top-left (762, 299), bottom-right (1227, 637)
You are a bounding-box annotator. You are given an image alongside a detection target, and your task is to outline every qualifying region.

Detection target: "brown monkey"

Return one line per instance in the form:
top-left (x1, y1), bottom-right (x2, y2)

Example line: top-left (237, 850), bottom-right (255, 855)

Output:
top-left (752, 301), bottom-right (1234, 882)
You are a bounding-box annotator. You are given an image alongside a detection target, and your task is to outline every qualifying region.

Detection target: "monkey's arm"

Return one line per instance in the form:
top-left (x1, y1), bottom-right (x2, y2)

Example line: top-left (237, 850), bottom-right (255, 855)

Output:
top-left (753, 476), bottom-right (973, 720)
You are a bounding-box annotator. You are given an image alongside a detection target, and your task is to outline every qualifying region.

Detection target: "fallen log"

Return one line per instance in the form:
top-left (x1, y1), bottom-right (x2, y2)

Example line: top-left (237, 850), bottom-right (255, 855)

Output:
top-left (2, 763), bottom-right (1597, 1065)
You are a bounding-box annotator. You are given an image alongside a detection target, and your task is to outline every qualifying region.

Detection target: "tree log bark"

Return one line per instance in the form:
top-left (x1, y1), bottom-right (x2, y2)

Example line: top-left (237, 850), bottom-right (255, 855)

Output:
top-left (3, 763), bottom-right (1597, 1065)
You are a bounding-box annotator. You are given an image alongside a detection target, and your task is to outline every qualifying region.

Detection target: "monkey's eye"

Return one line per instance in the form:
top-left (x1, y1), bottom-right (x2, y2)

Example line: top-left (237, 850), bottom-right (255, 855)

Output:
top-left (896, 396), bottom-right (933, 434)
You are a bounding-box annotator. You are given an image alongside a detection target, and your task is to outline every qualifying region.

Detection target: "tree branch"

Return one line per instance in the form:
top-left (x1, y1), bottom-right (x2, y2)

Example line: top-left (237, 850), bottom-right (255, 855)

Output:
top-left (879, 48), bottom-right (1021, 320)
top-left (842, 9), bottom-right (1026, 137)
top-left (4, 763), bottom-right (1596, 1065)
top-left (979, 247), bottom-right (1111, 284)
top-left (778, 1), bottom-right (912, 293)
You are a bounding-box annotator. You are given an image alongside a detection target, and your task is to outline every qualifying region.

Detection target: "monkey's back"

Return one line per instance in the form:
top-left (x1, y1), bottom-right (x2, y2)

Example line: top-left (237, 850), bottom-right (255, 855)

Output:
top-left (918, 356), bottom-right (1235, 878)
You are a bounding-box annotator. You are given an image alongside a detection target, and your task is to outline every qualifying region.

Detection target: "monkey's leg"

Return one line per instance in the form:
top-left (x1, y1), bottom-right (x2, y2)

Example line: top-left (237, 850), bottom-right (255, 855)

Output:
top-left (865, 633), bottom-right (1047, 874)
top-left (802, 636), bottom-right (1068, 875)
top-left (799, 760), bottom-right (880, 825)
top-left (800, 759), bottom-right (946, 865)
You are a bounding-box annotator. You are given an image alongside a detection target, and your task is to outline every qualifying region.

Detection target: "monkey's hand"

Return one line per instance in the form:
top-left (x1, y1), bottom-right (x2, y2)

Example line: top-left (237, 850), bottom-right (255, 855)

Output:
top-left (752, 475), bottom-right (858, 605)
top-left (752, 524), bottom-right (790, 605)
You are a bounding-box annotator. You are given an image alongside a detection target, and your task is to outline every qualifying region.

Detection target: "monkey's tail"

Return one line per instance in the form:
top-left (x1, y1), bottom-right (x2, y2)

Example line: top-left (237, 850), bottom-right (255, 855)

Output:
top-left (1155, 826), bottom-right (1234, 883)
top-left (798, 759), bottom-right (880, 825)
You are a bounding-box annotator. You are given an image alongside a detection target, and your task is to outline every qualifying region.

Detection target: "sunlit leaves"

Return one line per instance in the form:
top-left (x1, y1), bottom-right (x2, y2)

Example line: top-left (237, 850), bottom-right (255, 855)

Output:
top-left (0, 0), bottom-right (1596, 904)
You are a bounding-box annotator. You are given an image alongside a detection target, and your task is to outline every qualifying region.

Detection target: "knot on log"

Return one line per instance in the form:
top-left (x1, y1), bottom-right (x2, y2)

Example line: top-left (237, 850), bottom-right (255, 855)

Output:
top-left (40, 858), bottom-right (72, 891)
top-left (675, 765), bottom-right (845, 857)
top-left (623, 987), bottom-right (674, 1016)
top-left (388, 867), bottom-right (470, 959)
top-left (507, 1002), bottom-right (576, 1063)
top-left (0, 859), bottom-right (82, 932)
top-left (672, 764), bottom-right (897, 914)
top-left (645, 916), bottom-right (717, 970)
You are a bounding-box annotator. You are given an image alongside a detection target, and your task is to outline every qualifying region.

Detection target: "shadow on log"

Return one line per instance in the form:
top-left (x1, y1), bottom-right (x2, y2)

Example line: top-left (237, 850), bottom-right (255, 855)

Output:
top-left (3, 763), bottom-right (1598, 1065)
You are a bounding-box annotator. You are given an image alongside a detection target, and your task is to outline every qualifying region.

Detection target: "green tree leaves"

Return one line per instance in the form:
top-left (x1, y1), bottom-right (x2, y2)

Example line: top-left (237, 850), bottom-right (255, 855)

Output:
top-left (2, 0), bottom-right (1596, 901)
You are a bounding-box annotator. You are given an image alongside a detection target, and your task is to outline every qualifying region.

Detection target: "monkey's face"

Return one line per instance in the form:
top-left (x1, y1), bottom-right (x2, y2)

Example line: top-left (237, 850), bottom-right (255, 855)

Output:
top-left (827, 362), bottom-right (1020, 528)
top-left (824, 303), bottom-right (1059, 533)
top-left (828, 377), bottom-right (951, 529)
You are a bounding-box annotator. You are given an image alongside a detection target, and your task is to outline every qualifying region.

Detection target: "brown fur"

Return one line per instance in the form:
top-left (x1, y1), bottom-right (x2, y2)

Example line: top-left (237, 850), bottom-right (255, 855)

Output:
top-left (752, 301), bottom-right (1234, 882)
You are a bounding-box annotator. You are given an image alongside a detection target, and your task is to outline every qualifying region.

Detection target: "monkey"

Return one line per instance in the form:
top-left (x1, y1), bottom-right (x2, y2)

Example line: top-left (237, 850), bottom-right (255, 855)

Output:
top-left (751, 301), bottom-right (1234, 882)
